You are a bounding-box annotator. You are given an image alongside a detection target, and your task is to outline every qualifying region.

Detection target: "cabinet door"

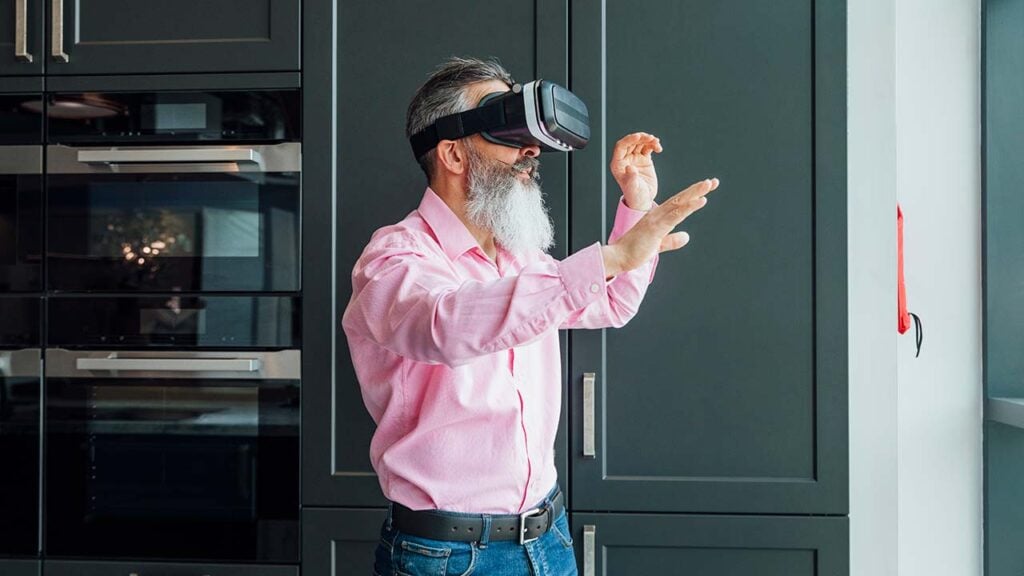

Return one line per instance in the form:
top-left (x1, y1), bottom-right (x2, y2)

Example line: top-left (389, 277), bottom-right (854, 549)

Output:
top-left (569, 0), bottom-right (847, 514)
top-left (303, 0), bottom-right (570, 507)
top-left (0, 0), bottom-right (43, 75)
top-left (0, 560), bottom-right (39, 576)
top-left (44, 0), bottom-right (298, 75)
top-left (984, 1), bottom-right (1024, 573)
top-left (572, 513), bottom-right (847, 576)
top-left (302, 508), bottom-right (386, 576)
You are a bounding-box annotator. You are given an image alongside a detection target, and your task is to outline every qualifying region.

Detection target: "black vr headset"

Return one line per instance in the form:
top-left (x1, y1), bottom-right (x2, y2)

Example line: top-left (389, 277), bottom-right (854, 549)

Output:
top-left (409, 80), bottom-right (591, 160)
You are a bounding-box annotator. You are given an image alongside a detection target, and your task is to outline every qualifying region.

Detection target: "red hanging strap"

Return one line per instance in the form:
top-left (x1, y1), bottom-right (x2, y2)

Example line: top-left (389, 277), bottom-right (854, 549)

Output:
top-left (898, 204), bottom-right (911, 334)
top-left (897, 204), bottom-right (923, 356)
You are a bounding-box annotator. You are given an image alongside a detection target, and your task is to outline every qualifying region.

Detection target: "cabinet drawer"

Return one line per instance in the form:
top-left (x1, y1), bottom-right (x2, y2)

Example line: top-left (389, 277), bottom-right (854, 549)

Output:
top-left (44, 560), bottom-right (297, 576)
top-left (571, 513), bottom-right (848, 576)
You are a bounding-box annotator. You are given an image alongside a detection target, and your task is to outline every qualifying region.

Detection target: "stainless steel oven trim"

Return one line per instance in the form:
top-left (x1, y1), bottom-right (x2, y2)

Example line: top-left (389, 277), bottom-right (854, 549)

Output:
top-left (46, 142), bottom-right (301, 174)
top-left (0, 146), bottom-right (43, 174)
top-left (45, 349), bottom-right (300, 380)
top-left (0, 348), bottom-right (41, 378)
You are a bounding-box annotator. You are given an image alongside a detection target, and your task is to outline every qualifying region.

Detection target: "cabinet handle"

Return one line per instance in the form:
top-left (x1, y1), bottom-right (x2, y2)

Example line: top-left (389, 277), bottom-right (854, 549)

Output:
top-left (75, 357), bottom-right (261, 373)
top-left (583, 525), bottom-right (596, 576)
top-left (583, 372), bottom-right (596, 458)
top-left (51, 0), bottom-right (68, 62)
top-left (15, 0), bottom-right (33, 62)
top-left (77, 147), bottom-right (265, 166)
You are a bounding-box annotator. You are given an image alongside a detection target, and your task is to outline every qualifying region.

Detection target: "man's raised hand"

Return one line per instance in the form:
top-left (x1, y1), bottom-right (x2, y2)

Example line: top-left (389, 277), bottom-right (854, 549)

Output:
top-left (601, 178), bottom-right (720, 278)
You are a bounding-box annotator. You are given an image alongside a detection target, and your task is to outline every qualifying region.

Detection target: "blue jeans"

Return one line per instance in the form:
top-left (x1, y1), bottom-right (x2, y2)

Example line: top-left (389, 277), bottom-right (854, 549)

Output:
top-left (373, 484), bottom-right (578, 576)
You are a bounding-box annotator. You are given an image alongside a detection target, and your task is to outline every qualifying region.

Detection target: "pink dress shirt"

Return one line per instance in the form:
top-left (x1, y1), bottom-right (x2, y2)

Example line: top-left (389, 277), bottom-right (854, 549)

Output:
top-left (342, 187), bottom-right (658, 514)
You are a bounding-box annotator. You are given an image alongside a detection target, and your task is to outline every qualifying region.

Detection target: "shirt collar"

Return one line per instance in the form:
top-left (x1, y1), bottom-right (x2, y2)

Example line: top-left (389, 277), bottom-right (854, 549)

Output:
top-left (417, 187), bottom-right (481, 261)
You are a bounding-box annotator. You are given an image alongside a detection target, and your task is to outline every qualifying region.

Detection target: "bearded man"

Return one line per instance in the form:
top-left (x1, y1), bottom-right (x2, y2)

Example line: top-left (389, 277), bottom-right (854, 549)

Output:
top-left (342, 56), bottom-right (719, 576)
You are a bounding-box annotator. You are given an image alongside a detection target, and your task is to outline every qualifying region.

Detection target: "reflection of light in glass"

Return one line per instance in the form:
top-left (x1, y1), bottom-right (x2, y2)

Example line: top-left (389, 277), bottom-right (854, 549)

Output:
top-left (125, 252), bottom-right (135, 261)
top-left (24, 93), bottom-right (125, 119)
top-left (137, 258), bottom-right (145, 265)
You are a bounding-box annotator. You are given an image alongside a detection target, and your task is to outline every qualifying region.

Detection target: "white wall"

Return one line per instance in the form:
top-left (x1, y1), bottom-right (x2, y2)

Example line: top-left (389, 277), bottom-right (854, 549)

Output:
top-left (848, 0), bottom-right (900, 573)
top-left (894, 0), bottom-right (983, 574)
top-left (849, 1), bottom-right (983, 574)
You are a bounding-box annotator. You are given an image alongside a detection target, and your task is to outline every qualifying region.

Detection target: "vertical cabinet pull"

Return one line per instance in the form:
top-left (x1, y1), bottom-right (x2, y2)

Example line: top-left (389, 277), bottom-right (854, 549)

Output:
top-left (14, 0), bottom-right (32, 62)
top-left (51, 0), bottom-right (69, 62)
top-left (583, 525), bottom-right (596, 576)
top-left (583, 371), bottom-right (596, 458)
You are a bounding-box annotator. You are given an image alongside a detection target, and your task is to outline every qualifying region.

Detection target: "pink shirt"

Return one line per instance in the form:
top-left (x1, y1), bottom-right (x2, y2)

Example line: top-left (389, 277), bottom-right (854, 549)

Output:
top-left (342, 187), bottom-right (658, 514)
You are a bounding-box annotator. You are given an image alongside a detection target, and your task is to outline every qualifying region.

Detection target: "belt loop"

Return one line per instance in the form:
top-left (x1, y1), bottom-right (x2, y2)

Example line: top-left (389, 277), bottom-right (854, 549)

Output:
top-left (478, 514), bottom-right (491, 549)
top-left (385, 501), bottom-right (394, 531)
top-left (542, 487), bottom-right (555, 511)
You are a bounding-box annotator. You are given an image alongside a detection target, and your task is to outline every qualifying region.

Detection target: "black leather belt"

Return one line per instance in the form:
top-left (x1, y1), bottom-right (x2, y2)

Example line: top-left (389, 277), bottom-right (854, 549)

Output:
top-left (390, 487), bottom-right (564, 545)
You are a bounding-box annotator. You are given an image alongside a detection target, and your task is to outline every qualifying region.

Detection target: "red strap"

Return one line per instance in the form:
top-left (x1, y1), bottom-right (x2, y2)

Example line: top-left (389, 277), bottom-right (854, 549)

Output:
top-left (897, 204), bottom-right (911, 334)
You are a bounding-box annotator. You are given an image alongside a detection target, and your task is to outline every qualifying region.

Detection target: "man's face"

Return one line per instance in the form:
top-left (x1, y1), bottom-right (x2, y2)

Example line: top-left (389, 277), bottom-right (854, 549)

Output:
top-left (464, 80), bottom-right (543, 180)
top-left (462, 80), bottom-right (553, 256)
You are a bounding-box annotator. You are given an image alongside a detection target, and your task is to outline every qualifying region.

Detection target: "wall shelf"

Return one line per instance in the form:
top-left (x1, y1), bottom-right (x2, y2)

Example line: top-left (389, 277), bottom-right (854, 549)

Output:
top-left (987, 398), bottom-right (1024, 430)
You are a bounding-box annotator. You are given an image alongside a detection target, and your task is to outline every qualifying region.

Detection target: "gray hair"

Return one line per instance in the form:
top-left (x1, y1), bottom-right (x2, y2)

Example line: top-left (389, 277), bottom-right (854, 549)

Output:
top-left (406, 56), bottom-right (514, 180)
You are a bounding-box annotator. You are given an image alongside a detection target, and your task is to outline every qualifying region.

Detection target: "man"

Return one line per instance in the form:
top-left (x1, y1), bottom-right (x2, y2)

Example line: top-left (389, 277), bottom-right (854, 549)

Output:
top-left (343, 57), bottom-right (719, 576)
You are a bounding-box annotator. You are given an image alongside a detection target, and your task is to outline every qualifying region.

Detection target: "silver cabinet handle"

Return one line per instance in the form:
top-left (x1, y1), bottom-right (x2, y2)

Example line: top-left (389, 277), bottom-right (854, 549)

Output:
top-left (77, 147), bottom-right (265, 166)
top-left (51, 0), bottom-right (68, 62)
top-left (76, 357), bottom-right (261, 372)
top-left (583, 372), bottom-right (596, 458)
top-left (583, 525), bottom-right (596, 576)
top-left (15, 0), bottom-right (33, 62)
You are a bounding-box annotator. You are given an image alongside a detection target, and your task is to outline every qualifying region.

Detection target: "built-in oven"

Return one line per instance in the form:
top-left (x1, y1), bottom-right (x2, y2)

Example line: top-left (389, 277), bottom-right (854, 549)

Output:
top-left (0, 296), bottom-right (41, 559)
top-left (0, 93), bottom-right (43, 292)
top-left (44, 89), bottom-right (300, 292)
top-left (45, 295), bottom-right (300, 563)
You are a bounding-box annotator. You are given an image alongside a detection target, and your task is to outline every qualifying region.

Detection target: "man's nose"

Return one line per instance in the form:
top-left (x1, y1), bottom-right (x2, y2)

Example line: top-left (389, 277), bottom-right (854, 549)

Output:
top-left (519, 145), bottom-right (541, 159)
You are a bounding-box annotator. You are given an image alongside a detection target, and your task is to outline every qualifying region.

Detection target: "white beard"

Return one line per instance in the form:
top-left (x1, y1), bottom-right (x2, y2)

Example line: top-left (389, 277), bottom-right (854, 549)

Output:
top-left (464, 144), bottom-right (554, 257)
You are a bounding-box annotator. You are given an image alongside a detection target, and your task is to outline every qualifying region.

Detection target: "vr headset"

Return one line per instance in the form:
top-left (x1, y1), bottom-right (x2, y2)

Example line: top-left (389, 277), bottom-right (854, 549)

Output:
top-left (409, 80), bottom-right (590, 160)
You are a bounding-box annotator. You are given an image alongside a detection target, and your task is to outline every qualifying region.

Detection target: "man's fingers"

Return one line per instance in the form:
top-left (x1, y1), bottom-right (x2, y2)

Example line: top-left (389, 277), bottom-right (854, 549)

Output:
top-left (658, 231), bottom-right (690, 253)
top-left (667, 178), bottom-right (720, 206)
top-left (612, 132), bottom-right (661, 160)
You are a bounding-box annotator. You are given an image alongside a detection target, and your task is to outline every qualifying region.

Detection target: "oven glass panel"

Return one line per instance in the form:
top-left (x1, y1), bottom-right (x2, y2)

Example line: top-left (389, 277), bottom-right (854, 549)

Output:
top-left (46, 367), bottom-right (299, 562)
top-left (47, 171), bottom-right (299, 292)
top-left (0, 95), bottom-right (43, 145)
top-left (46, 90), bottom-right (300, 144)
top-left (0, 297), bottom-right (41, 558)
top-left (48, 296), bottom-right (300, 349)
top-left (0, 168), bottom-right (42, 293)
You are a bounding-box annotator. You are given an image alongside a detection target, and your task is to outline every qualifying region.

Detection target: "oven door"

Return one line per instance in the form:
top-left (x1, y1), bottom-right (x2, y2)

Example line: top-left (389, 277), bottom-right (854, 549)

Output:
top-left (0, 296), bottom-right (41, 559)
top-left (46, 143), bottom-right (300, 292)
top-left (0, 146), bottom-right (42, 292)
top-left (0, 348), bottom-right (40, 558)
top-left (45, 349), bottom-right (300, 563)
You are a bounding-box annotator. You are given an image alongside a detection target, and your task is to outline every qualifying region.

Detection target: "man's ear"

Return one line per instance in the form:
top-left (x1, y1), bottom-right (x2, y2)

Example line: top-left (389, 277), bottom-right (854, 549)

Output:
top-left (435, 140), bottom-right (468, 176)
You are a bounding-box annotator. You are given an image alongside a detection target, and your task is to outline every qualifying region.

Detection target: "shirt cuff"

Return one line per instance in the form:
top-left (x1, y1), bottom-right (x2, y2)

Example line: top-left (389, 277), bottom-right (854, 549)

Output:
top-left (558, 241), bottom-right (607, 310)
top-left (609, 196), bottom-right (654, 244)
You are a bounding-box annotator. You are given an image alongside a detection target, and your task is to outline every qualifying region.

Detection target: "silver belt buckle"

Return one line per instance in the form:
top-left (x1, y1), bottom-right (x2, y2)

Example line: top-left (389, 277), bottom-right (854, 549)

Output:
top-left (518, 506), bottom-right (545, 545)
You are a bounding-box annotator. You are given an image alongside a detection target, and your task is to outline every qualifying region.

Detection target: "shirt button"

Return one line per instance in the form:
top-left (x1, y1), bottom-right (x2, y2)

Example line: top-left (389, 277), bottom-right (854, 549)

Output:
top-left (589, 283), bottom-right (600, 293)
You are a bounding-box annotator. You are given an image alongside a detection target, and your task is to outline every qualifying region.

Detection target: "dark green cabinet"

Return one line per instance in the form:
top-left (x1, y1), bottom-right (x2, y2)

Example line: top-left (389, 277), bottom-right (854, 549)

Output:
top-left (302, 508), bottom-right (387, 576)
top-left (302, 0), bottom-right (848, 573)
top-left (302, 0), bottom-right (570, 509)
top-left (38, 0), bottom-right (298, 76)
top-left (569, 0), bottom-right (847, 515)
top-left (0, 0), bottom-right (44, 75)
top-left (0, 560), bottom-right (39, 576)
top-left (571, 514), bottom-right (848, 576)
